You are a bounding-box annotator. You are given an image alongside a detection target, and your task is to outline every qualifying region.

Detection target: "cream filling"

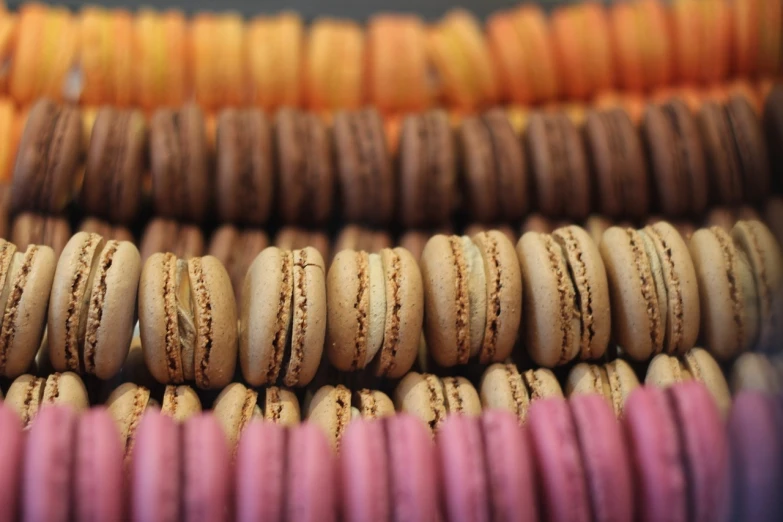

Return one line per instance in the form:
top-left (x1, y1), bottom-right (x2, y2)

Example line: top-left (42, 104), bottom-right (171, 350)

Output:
top-left (365, 253), bottom-right (386, 366)
top-left (462, 236), bottom-right (487, 357)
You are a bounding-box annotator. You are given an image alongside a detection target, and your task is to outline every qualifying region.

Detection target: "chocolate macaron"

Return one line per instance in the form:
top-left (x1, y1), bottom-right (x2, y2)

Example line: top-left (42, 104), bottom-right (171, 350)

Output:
top-left (81, 106), bottom-right (147, 224)
top-left (240, 246), bottom-right (326, 387)
top-left (326, 247), bottom-right (423, 378)
top-left (11, 99), bottom-right (83, 214)
top-left (215, 108), bottom-right (273, 225)
top-left (78, 217), bottom-right (135, 243)
top-left (139, 218), bottom-right (205, 263)
top-left (48, 232), bottom-right (142, 380)
top-left (274, 226), bottom-right (331, 264)
top-left (420, 231), bottom-right (522, 367)
top-left (139, 253), bottom-right (238, 389)
top-left (11, 212), bottom-right (71, 259)
top-left (764, 84), bottom-right (783, 192)
top-left (208, 224), bottom-right (269, 302)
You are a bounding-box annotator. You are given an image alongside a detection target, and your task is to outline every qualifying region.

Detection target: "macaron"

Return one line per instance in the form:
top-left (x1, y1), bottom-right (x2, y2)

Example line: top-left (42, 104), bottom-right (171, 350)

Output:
top-left (106, 382), bottom-right (154, 460)
top-left (149, 103), bottom-right (210, 222)
top-left (731, 352), bottom-right (783, 394)
top-left (215, 108), bottom-right (273, 226)
top-left (182, 414), bottom-right (231, 522)
top-left (641, 98), bottom-right (709, 217)
top-left (728, 391), bottom-right (783, 522)
top-left (6, 371), bottom-right (89, 429)
top-left (11, 212), bottom-right (71, 258)
top-left (0, 405), bottom-right (23, 522)
top-left (160, 384), bottom-right (202, 423)
top-left (340, 414), bottom-right (438, 522)
top-left (517, 225), bottom-right (611, 367)
top-left (207, 224), bottom-right (269, 303)
top-left (48, 232), bottom-right (141, 379)
top-left (274, 107), bottom-right (334, 225)
top-left (703, 206), bottom-right (760, 233)
top-left (139, 253), bottom-right (238, 389)
top-left (600, 222), bottom-right (700, 360)
top-left (465, 223), bottom-right (517, 245)
top-left (525, 111), bottom-right (591, 220)
top-left (81, 106), bottom-right (146, 224)
top-left (326, 247), bottom-right (423, 378)
top-left (644, 347), bottom-right (732, 417)
top-left (0, 239), bottom-right (56, 378)
top-left (234, 422), bottom-right (287, 522)
top-left (139, 218), bottom-right (205, 263)
top-left (398, 229), bottom-right (437, 262)
top-left (437, 411), bottom-right (538, 522)
top-left (351, 388), bottom-right (395, 421)
top-left (240, 246), bottom-right (325, 387)
top-left (459, 108), bottom-right (528, 223)
top-left (565, 358), bottom-right (640, 417)
top-left (697, 95), bottom-right (770, 205)
top-left (79, 217), bottom-right (135, 243)
top-left (584, 107), bottom-right (649, 219)
top-left (420, 231), bottom-right (522, 367)
top-left (765, 197), bottom-right (783, 248)
top-left (332, 225), bottom-right (392, 256)
top-left (479, 363), bottom-right (563, 423)
top-left (285, 423), bottom-right (338, 521)
top-left (11, 98), bottom-right (83, 214)
top-left (394, 372), bottom-right (481, 433)
top-left (274, 227), bottom-right (331, 265)
top-left (306, 384), bottom-right (353, 450)
top-left (764, 85), bottom-right (783, 190)
top-left (398, 110), bottom-right (456, 227)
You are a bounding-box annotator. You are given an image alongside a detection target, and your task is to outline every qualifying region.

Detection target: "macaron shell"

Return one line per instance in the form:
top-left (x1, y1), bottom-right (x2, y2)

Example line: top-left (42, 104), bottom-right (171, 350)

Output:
top-left (286, 423), bottom-right (337, 522)
top-left (212, 382), bottom-right (256, 452)
top-left (235, 421), bottom-right (286, 522)
top-left (394, 372), bottom-right (447, 432)
top-left (682, 347), bottom-right (732, 417)
top-left (5, 374), bottom-right (45, 427)
top-left (340, 420), bottom-right (390, 522)
top-left (23, 406), bottom-right (77, 522)
top-left (527, 398), bottom-right (590, 522)
top-left (161, 384), bottom-right (202, 423)
top-left (75, 408), bottom-right (124, 522)
top-left (565, 362), bottom-right (611, 398)
top-left (442, 376), bottom-right (482, 416)
top-left (0, 405), bottom-right (23, 522)
top-left (131, 412), bottom-right (181, 522)
top-left (183, 414), bottom-right (231, 522)
top-left (325, 250), bottom-right (369, 371)
top-left (730, 352), bottom-right (782, 394)
top-left (106, 382), bottom-right (151, 458)
top-left (460, 113), bottom-right (499, 222)
top-left (306, 384), bottom-right (351, 450)
top-left (264, 386), bottom-right (301, 426)
top-left (436, 415), bottom-right (490, 522)
top-left (645, 353), bottom-right (690, 388)
top-left (479, 362), bottom-right (531, 421)
top-left (604, 359), bottom-right (640, 417)
top-left (42, 371), bottom-right (89, 411)
top-left (622, 386), bottom-right (687, 522)
top-left (569, 394), bottom-right (634, 522)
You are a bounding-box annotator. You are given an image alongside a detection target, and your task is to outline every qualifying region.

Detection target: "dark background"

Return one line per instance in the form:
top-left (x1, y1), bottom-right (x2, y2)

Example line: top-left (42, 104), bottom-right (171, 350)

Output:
top-left (5, 0), bottom-right (575, 20)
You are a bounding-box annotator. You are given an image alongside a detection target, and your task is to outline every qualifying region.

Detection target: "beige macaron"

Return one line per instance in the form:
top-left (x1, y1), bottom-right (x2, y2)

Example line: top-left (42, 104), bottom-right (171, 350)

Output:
top-left (160, 385), bottom-right (202, 423)
top-left (48, 232), bottom-right (141, 379)
top-left (6, 371), bottom-right (89, 428)
top-left (420, 231), bottom-right (522, 367)
top-left (393, 372), bottom-right (481, 433)
top-left (565, 359), bottom-right (640, 417)
top-left (479, 363), bottom-right (563, 423)
top-left (645, 347), bottom-right (731, 416)
top-left (240, 247), bottom-right (325, 387)
top-left (139, 253), bottom-right (238, 389)
top-left (107, 382), bottom-right (155, 459)
top-left (326, 247), bottom-right (423, 378)
top-left (730, 352), bottom-right (783, 394)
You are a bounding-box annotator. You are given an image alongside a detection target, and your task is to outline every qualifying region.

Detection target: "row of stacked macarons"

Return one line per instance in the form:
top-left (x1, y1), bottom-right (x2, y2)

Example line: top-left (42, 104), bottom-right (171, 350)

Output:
top-left (0, 216), bottom-right (779, 390)
top-left (0, 0), bottom-right (780, 112)
top-left (0, 380), bottom-right (780, 521)
top-left (8, 84), bottom-right (783, 229)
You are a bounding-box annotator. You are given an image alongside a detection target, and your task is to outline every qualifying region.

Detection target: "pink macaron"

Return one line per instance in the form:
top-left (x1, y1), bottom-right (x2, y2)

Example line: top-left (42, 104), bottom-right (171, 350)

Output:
top-left (286, 422), bottom-right (338, 522)
top-left (235, 421), bottom-right (287, 522)
top-left (131, 411), bottom-right (181, 522)
top-left (0, 405), bottom-right (23, 522)
top-left (183, 414), bottom-right (231, 522)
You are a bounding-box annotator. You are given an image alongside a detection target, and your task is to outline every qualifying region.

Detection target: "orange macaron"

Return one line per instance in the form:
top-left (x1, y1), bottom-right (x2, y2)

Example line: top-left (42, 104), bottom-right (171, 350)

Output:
top-left (305, 18), bottom-right (365, 111)
top-left (132, 8), bottom-right (187, 110)
top-left (247, 12), bottom-right (304, 110)
top-left (190, 13), bottom-right (246, 110)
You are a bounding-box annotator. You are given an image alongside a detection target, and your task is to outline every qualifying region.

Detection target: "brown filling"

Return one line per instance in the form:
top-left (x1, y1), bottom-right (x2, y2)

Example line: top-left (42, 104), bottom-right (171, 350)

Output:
top-left (0, 247), bottom-right (38, 373)
top-left (627, 228), bottom-right (662, 351)
top-left (711, 227), bottom-right (746, 351)
top-left (351, 252), bottom-right (369, 370)
top-left (267, 252), bottom-right (293, 383)
top-left (83, 241), bottom-right (120, 373)
top-left (189, 258), bottom-right (213, 389)
top-left (449, 237), bottom-right (470, 364)
top-left (378, 250), bottom-right (402, 376)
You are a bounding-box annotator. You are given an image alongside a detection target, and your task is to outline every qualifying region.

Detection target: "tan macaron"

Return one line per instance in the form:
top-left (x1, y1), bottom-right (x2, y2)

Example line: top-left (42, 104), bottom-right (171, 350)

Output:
top-left (393, 372), bottom-right (481, 433)
top-left (48, 232), bottom-right (142, 379)
top-left (420, 231), bottom-right (522, 367)
top-left (730, 352), bottom-right (783, 395)
top-left (240, 246), bottom-right (326, 387)
top-left (565, 359), bottom-right (640, 417)
top-left (479, 363), bottom-right (563, 422)
top-left (139, 253), bottom-right (238, 389)
top-left (107, 382), bottom-right (154, 459)
top-left (6, 372), bottom-right (89, 429)
top-left (160, 385), bottom-right (202, 423)
top-left (326, 247), bottom-right (423, 378)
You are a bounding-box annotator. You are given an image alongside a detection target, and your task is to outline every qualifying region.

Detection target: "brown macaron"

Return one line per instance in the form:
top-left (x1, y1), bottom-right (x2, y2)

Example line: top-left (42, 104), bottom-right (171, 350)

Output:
top-left (525, 111), bottom-right (591, 220)
top-left (333, 107), bottom-right (394, 225)
top-left (333, 225), bottom-right (392, 256)
top-left (274, 227), bottom-right (331, 264)
top-left (460, 108), bottom-right (528, 223)
top-left (149, 103), bottom-right (210, 222)
top-left (275, 108), bottom-right (334, 225)
top-left (398, 109), bottom-right (456, 227)
top-left (0, 239), bottom-right (56, 378)
top-left (139, 253), bottom-right (238, 389)
top-left (565, 359), bottom-right (640, 417)
top-left (765, 197), bottom-right (783, 249)
top-left (764, 84), bottom-right (783, 192)
top-left (11, 212), bottom-right (71, 258)
top-left (208, 224), bottom-right (269, 302)
top-left (215, 108), bottom-right (273, 225)
top-left (584, 107), bottom-right (650, 219)
top-left (78, 217), bottom-right (135, 243)
top-left (601, 222), bottom-right (700, 360)
top-left (517, 225), bottom-right (611, 367)
top-left (394, 372), bottom-right (481, 433)
top-left (420, 231), bottom-right (522, 367)
top-left (11, 99), bottom-right (83, 214)
top-left (698, 95), bottom-right (770, 205)
top-left (81, 106), bottom-right (147, 224)
top-left (641, 98), bottom-right (708, 217)
top-left (326, 247), bottom-right (423, 378)
top-left (240, 246), bottom-right (325, 387)
top-left (48, 232), bottom-right (142, 380)
top-left (139, 218), bottom-right (205, 263)
top-left (479, 362), bottom-right (563, 423)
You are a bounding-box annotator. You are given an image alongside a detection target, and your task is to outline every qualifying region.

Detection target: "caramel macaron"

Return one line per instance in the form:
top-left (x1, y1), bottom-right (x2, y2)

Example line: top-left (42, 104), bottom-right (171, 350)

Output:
top-left (240, 247), bottom-right (325, 388)
top-left (0, 239), bottom-right (56, 378)
top-left (517, 225), bottom-right (611, 367)
top-left (48, 232), bottom-right (141, 380)
top-left (394, 372), bottom-right (481, 433)
top-left (139, 253), bottom-right (237, 389)
top-left (326, 247), bottom-right (423, 378)
top-left (6, 371), bottom-right (89, 428)
top-left (601, 222), bottom-right (700, 361)
top-left (565, 359), bottom-right (640, 417)
top-left (420, 231), bottom-right (521, 367)
top-left (479, 363), bottom-right (563, 423)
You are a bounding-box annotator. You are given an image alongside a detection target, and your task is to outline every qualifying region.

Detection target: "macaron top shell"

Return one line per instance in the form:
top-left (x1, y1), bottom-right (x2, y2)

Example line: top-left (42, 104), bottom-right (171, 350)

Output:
top-left (340, 419), bottom-right (390, 522)
top-left (75, 408), bottom-right (124, 522)
top-left (131, 412), bottom-right (181, 522)
top-left (286, 423), bottom-right (338, 522)
top-left (183, 414), bottom-right (231, 522)
top-left (235, 421), bottom-right (286, 522)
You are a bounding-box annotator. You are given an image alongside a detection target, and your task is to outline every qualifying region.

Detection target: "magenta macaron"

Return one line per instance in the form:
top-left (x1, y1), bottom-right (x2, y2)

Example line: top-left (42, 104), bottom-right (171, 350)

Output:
top-left (182, 414), bottom-right (231, 522)
top-left (131, 411), bottom-right (181, 522)
top-left (0, 405), bottom-right (23, 522)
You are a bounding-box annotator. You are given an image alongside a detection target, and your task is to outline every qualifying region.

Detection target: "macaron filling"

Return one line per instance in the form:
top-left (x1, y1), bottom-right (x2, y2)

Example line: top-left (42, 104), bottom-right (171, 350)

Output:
top-left (0, 247), bottom-right (33, 372)
top-left (461, 236), bottom-right (487, 358)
